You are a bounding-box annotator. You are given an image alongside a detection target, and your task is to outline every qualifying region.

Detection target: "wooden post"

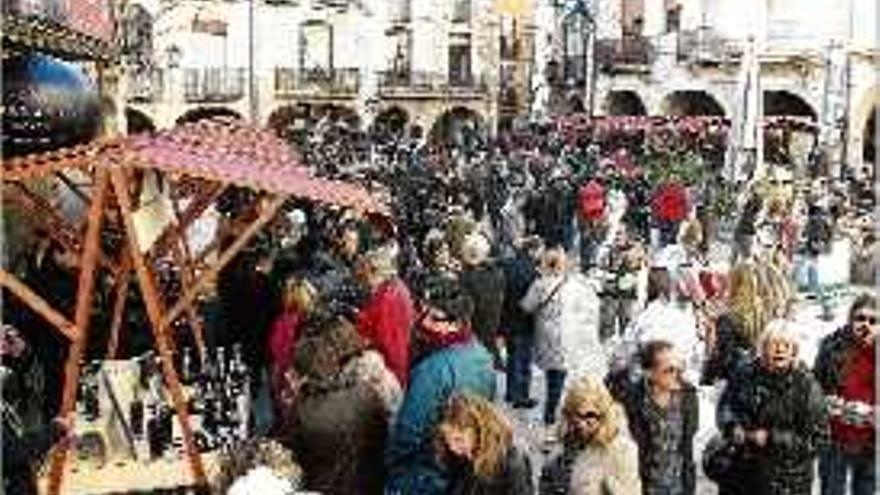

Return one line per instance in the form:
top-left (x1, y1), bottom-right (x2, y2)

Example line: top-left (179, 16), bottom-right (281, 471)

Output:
top-left (161, 195), bottom-right (287, 331)
top-left (108, 168), bottom-right (207, 485)
top-left (150, 183), bottom-right (226, 260)
top-left (0, 269), bottom-right (79, 342)
top-left (46, 167), bottom-right (110, 495)
top-left (106, 254), bottom-right (132, 359)
top-left (169, 197), bottom-right (207, 357)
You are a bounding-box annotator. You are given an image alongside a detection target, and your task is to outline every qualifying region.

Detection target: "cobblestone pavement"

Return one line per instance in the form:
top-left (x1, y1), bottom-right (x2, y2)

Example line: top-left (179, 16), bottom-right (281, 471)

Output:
top-left (494, 288), bottom-right (867, 494)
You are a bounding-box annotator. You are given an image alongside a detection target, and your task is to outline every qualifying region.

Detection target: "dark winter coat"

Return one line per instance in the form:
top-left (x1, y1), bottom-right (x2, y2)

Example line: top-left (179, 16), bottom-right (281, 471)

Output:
top-left (447, 445), bottom-right (534, 495)
top-left (386, 338), bottom-right (496, 495)
top-left (701, 313), bottom-right (754, 386)
top-left (716, 360), bottom-right (829, 495)
top-left (814, 324), bottom-right (869, 397)
top-left (539, 442), bottom-right (581, 495)
top-left (460, 262), bottom-right (506, 346)
top-left (289, 357), bottom-right (393, 495)
top-left (618, 380), bottom-right (699, 495)
top-left (2, 406), bottom-right (65, 495)
top-left (499, 248), bottom-right (538, 337)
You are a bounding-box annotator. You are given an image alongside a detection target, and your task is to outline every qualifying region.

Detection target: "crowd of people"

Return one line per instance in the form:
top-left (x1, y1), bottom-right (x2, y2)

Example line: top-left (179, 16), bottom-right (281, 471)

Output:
top-left (2, 118), bottom-right (877, 495)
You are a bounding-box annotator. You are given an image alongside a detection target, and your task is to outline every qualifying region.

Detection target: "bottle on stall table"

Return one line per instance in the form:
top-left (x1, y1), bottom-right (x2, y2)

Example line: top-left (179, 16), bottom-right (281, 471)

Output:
top-left (181, 347), bottom-right (194, 387)
top-left (216, 347), bottom-right (227, 382)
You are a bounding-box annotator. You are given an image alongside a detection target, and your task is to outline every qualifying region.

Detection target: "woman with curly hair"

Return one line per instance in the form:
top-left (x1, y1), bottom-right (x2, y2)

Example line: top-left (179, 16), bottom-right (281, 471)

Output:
top-left (435, 394), bottom-right (534, 495)
top-left (540, 376), bottom-right (640, 495)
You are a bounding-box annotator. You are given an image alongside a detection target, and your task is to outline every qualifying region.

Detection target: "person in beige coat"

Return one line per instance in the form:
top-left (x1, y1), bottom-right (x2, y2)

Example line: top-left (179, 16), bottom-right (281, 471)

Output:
top-left (567, 377), bottom-right (641, 495)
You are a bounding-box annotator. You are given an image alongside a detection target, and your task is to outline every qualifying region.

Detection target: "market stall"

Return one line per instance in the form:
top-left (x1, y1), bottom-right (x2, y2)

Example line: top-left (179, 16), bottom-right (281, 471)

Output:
top-left (2, 117), bottom-right (386, 494)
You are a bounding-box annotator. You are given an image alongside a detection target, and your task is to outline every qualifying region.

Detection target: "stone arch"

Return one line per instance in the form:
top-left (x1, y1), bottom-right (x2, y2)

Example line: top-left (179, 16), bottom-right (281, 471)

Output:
top-left (175, 106), bottom-right (243, 125)
top-left (430, 106), bottom-right (484, 145)
top-left (604, 90), bottom-right (647, 115)
top-left (266, 105), bottom-right (307, 142)
top-left (566, 94), bottom-right (585, 114)
top-left (850, 85), bottom-right (880, 169)
top-left (125, 107), bottom-right (155, 134)
top-left (661, 90), bottom-right (725, 116)
top-left (314, 104), bottom-right (360, 129)
top-left (373, 105), bottom-right (409, 136)
top-left (864, 106), bottom-right (877, 167)
top-left (763, 90), bottom-right (817, 120)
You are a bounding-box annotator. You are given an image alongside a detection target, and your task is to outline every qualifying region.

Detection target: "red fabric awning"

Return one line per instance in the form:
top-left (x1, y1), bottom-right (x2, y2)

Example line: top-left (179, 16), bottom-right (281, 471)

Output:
top-left (2, 118), bottom-right (388, 215)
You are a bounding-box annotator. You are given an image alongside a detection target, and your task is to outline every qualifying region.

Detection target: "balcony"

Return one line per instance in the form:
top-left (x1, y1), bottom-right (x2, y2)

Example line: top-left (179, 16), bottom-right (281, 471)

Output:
top-left (183, 68), bottom-right (245, 103)
top-left (274, 67), bottom-right (360, 98)
top-left (677, 28), bottom-right (742, 66)
top-left (127, 68), bottom-right (164, 103)
top-left (595, 36), bottom-right (655, 74)
top-left (377, 70), bottom-right (488, 99)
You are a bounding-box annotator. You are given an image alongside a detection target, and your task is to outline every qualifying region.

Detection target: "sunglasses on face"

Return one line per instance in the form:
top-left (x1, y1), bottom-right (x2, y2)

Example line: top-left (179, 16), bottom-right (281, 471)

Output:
top-left (853, 314), bottom-right (878, 325)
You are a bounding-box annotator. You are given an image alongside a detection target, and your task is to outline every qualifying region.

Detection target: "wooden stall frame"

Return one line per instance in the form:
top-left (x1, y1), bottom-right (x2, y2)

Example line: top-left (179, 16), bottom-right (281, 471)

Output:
top-left (1, 118), bottom-right (387, 494)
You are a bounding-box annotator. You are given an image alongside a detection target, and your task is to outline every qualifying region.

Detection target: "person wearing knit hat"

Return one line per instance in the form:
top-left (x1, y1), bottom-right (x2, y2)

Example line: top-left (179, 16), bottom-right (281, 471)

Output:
top-left (386, 276), bottom-right (496, 495)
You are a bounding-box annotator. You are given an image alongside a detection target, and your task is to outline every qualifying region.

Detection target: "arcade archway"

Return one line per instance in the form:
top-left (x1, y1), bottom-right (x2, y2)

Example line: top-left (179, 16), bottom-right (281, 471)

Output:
top-left (604, 90), bottom-right (647, 115)
top-left (430, 106), bottom-right (484, 146)
top-left (126, 107), bottom-right (155, 134)
top-left (175, 107), bottom-right (243, 125)
top-left (661, 90), bottom-right (725, 116)
top-left (763, 90), bottom-right (817, 120)
top-left (373, 106), bottom-right (409, 137)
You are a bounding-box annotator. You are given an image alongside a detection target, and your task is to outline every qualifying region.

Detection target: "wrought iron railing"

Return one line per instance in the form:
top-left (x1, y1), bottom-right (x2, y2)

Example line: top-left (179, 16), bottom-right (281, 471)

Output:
top-left (677, 27), bottom-right (742, 64)
top-left (595, 36), bottom-right (655, 71)
top-left (127, 67), bottom-right (164, 102)
top-left (183, 67), bottom-right (245, 103)
top-left (274, 67), bottom-right (360, 96)
top-left (376, 70), bottom-right (488, 95)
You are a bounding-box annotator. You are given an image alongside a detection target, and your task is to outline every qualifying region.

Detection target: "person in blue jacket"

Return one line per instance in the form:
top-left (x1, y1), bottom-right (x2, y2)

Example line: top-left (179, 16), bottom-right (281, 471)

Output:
top-left (386, 276), bottom-right (497, 495)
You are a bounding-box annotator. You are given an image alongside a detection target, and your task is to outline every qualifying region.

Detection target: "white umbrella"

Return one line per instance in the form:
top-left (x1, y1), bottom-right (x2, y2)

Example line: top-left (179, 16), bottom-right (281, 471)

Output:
top-left (725, 36), bottom-right (761, 184)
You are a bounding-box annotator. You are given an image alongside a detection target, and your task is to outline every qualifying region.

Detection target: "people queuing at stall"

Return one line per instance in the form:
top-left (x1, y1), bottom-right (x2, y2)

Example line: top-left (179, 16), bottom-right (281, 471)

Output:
top-left (2, 115), bottom-right (877, 494)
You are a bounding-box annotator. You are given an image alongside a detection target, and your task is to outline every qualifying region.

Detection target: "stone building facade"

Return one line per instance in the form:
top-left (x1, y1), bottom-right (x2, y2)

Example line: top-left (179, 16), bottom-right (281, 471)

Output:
top-left (546, 0), bottom-right (877, 172)
top-left (123, 0), bottom-right (538, 139)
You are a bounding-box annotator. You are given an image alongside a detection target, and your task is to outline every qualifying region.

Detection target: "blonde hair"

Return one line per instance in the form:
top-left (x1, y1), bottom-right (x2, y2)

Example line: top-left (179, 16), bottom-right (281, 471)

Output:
top-left (281, 277), bottom-right (317, 314)
top-left (678, 219), bottom-right (703, 251)
top-left (561, 376), bottom-right (625, 448)
top-left (758, 319), bottom-right (800, 359)
top-left (461, 232), bottom-right (491, 266)
top-left (436, 394), bottom-right (512, 479)
top-left (543, 247), bottom-right (567, 275)
top-left (727, 260), bottom-right (793, 347)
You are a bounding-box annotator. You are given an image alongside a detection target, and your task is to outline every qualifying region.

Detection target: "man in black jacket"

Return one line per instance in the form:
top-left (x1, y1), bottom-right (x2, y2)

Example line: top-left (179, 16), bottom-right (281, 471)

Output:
top-left (2, 325), bottom-right (72, 495)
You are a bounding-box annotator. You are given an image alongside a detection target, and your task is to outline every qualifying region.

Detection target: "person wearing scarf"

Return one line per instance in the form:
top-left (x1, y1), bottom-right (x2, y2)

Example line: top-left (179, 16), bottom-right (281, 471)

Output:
top-left (386, 276), bottom-right (496, 495)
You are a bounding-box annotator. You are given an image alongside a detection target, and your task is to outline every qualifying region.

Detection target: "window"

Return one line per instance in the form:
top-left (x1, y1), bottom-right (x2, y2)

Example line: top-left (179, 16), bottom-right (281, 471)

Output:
top-left (452, 0), bottom-right (471, 23)
top-left (665, 4), bottom-right (681, 33)
top-left (448, 33), bottom-right (472, 86)
top-left (391, 0), bottom-right (411, 23)
top-left (300, 21), bottom-right (333, 78)
top-left (621, 0), bottom-right (645, 36)
top-left (563, 12), bottom-right (586, 84)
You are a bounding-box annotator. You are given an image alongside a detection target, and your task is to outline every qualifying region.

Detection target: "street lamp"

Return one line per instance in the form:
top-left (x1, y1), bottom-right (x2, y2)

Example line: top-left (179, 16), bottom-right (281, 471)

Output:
top-left (165, 44), bottom-right (182, 105)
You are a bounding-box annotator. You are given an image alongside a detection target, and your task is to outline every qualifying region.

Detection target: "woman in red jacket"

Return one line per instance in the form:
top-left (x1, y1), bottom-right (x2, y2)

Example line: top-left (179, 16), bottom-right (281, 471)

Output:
top-left (356, 246), bottom-right (416, 387)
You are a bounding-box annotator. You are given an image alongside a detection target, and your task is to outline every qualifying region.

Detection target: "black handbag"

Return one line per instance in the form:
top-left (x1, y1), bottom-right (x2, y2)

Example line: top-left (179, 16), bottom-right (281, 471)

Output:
top-left (702, 434), bottom-right (741, 483)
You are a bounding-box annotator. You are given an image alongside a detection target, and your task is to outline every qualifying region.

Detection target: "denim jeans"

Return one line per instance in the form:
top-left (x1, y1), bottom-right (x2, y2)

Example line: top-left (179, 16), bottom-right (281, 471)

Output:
top-left (819, 444), bottom-right (876, 495)
top-left (506, 332), bottom-right (534, 403)
top-left (544, 369), bottom-right (567, 425)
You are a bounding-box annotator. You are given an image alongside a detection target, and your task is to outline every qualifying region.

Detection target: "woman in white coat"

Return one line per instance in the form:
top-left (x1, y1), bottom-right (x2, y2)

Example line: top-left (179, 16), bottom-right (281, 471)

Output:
top-left (521, 247), bottom-right (603, 429)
